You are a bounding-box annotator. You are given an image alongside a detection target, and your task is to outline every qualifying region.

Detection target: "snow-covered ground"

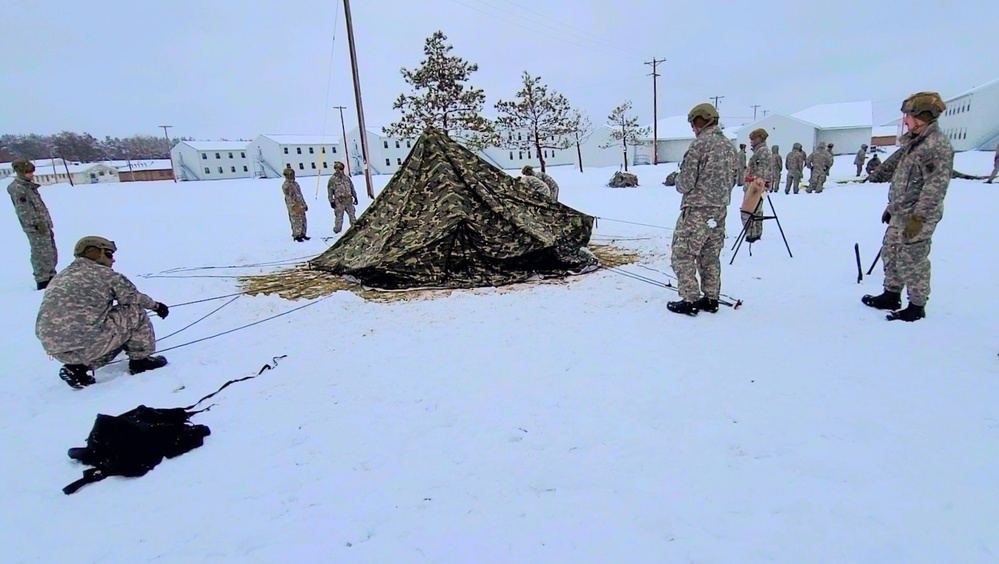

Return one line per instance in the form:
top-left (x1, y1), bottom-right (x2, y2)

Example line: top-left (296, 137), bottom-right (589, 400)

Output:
top-left (2, 151), bottom-right (998, 563)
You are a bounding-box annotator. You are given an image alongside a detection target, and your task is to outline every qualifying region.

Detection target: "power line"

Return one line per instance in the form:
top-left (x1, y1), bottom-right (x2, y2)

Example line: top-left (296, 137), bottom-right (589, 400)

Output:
top-left (710, 95), bottom-right (725, 108)
top-left (644, 57), bottom-right (666, 165)
top-left (750, 104), bottom-right (761, 121)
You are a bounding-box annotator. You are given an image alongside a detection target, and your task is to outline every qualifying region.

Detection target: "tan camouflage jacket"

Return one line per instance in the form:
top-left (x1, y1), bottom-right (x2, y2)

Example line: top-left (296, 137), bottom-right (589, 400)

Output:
top-left (282, 179), bottom-right (307, 211)
top-left (676, 125), bottom-right (739, 209)
top-left (536, 171), bottom-right (559, 198)
top-left (807, 148), bottom-right (833, 173)
top-left (878, 123), bottom-right (953, 224)
top-left (520, 175), bottom-right (551, 198)
top-left (854, 149), bottom-right (867, 166)
top-left (747, 143), bottom-right (774, 188)
top-left (785, 149), bottom-right (806, 176)
top-left (7, 176), bottom-right (53, 232)
top-left (772, 151), bottom-right (783, 174)
top-left (327, 172), bottom-right (357, 205)
top-left (36, 257), bottom-right (158, 355)
top-left (737, 150), bottom-right (747, 173)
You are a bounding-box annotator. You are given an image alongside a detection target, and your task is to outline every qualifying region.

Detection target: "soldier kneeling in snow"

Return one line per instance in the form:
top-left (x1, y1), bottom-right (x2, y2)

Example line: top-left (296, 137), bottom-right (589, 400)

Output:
top-left (36, 236), bottom-right (170, 389)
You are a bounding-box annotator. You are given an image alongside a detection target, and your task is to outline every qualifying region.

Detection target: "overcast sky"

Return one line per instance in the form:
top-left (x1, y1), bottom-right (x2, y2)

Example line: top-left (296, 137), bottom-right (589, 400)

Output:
top-left (3, 0), bottom-right (997, 140)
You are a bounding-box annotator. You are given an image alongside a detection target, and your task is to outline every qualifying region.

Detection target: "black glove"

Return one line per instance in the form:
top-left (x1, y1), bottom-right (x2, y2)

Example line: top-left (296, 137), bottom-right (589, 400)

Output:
top-left (154, 302), bottom-right (169, 319)
top-left (330, 201), bottom-right (336, 208)
top-left (881, 210), bottom-right (891, 225)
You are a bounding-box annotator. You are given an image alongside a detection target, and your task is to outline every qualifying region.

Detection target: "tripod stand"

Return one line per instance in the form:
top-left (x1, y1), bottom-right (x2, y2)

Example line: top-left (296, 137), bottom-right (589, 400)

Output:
top-left (730, 193), bottom-right (793, 265)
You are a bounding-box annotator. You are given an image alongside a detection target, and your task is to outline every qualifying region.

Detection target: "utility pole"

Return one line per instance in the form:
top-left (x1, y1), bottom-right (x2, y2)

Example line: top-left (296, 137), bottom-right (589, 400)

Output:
top-left (710, 95), bottom-right (725, 109)
top-left (762, 109), bottom-right (770, 118)
top-left (343, 0), bottom-right (374, 199)
top-left (159, 125), bottom-right (177, 182)
top-left (332, 105), bottom-right (352, 175)
top-left (750, 105), bottom-right (761, 121)
top-left (644, 57), bottom-right (666, 165)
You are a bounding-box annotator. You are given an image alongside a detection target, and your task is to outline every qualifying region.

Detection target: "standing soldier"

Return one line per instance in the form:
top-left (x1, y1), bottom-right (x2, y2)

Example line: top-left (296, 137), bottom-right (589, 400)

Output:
top-left (854, 144), bottom-right (869, 176)
top-left (771, 145), bottom-right (783, 192)
top-left (667, 103), bottom-right (738, 316)
top-left (7, 159), bottom-right (57, 290)
top-left (519, 171), bottom-right (551, 198)
top-left (523, 165), bottom-right (560, 201)
top-left (327, 161), bottom-right (358, 234)
top-left (806, 143), bottom-right (833, 193)
top-left (986, 143), bottom-right (999, 184)
top-left (741, 128), bottom-right (774, 243)
top-left (785, 143), bottom-right (806, 194)
top-left (862, 92), bottom-right (952, 322)
top-left (281, 166), bottom-right (309, 242)
top-left (36, 236), bottom-right (170, 388)
top-left (737, 144), bottom-right (748, 186)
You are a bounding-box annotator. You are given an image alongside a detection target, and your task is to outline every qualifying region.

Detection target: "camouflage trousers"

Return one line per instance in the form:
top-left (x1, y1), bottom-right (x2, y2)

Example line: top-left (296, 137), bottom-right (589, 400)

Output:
top-left (333, 202), bottom-right (356, 233)
top-left (807, 170), bottom-right (827, 193)
top-left (286, 206), bottom-right (307, 238)
top-left (671, 206), bottom-right (727, 302)
top-left (50, 304), bottom-right (156, 369)
top-left (22, 227), bottom-right (58, 284)
top-left (740, 198), bottom-right (764, 242)
top-left (770, 173), bottom-right (782, 192)
top-left (785, 173), bottom-right (802, 194)
top-left (856, 164), bottom-right (864, 177)
top-left (881, 220), bottom-right (938, 307)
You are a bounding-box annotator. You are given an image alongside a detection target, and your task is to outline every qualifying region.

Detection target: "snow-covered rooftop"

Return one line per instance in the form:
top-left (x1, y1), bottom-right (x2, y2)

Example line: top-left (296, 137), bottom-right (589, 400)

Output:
top-left (179, 141), bottom-right (250, 151)
top-left (872, 125), bottom-right (899, 137)
top-left (791, 101), bottom-right (873, 129)
top-left (947, 77), bottom-right (999, 101)
top-left (259, 134), bottom-right (344, 146)
top-left (109, 159), bottom-right (173, 171)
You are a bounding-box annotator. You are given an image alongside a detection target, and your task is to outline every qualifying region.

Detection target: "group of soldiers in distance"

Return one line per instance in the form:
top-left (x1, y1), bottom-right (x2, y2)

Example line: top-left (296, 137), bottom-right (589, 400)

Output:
top-left (1, 89), bottom-right (978, 388)
top-left (666, 91), bottom-right (953, 322)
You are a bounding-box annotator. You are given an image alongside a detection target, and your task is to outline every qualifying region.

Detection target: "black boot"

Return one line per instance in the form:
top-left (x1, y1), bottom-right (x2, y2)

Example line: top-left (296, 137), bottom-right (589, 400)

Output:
top-left (862, 290), bottom-right (901, 311)
top-left (37, 279), bottom-right (50, 290)
top-left (887, 303), bottom-right (926, 322)
top-left (59, 364), bottom-right (96, 389)
top-left (667, 300), bottom-right (699, 316)
top-left (694, 296), bottom-right (720, 313)
top-left (128, 355), bottom-right (168, 375)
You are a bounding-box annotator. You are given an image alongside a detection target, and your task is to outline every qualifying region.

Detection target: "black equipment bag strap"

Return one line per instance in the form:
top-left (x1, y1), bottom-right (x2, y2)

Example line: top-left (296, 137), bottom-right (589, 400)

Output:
top-left (182, 355), bottom-right (287, 411)
top-left (63, 468), bottom-right (108, 495)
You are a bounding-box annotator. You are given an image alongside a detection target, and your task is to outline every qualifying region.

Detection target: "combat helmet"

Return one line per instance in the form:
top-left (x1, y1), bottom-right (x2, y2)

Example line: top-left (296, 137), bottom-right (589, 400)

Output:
top-left (74, 236), bottom-right (117, 258)
top-left (901, 91), bottom-right (946, 121)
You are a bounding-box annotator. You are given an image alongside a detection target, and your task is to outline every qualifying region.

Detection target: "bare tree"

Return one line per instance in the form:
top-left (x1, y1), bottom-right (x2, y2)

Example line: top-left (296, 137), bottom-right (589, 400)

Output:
top-left (601, 101), bottom-right (649, 172)
top-left (566, 110), bottom-right (593, 173)
top-left (494, 72), bottom-right (576, 173)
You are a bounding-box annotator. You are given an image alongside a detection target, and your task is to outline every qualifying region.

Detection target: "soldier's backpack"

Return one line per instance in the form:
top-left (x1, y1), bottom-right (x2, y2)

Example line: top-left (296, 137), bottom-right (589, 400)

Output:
top-left (62, 356), bottom-right (286, 495)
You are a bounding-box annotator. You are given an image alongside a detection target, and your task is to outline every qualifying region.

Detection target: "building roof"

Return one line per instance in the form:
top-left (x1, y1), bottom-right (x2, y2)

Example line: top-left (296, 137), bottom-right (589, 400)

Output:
top-left (179, 140), bottom-right (250, 151)
top-left (108, 159), bottom-right (173, 171)
top-left (638, 115), bottom-right (738, 141)
top-left (259, 134), bottom-right (344, 145)
top-left (872, 125), bottom-right (898, 137)
top-left (947, 77), bottom-right (999, 101)
top-left (791, 101), bottom-right (873, 129)
top-left (734, 113), bottom-right (822, 134)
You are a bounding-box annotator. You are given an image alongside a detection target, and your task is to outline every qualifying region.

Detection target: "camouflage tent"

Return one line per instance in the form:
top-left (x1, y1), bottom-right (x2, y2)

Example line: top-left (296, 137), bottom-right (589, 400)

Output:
top-left (309, 128), bottom-right (596, 289)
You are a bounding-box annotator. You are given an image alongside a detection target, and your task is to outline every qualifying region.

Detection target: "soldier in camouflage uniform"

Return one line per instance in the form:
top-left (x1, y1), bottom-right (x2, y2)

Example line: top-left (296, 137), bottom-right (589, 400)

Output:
top-left (667, 103), bottom-right (739, 316)
top-left (806, 143), bottom-right (833, 193)
top-left (866, 153), bottom-right (882, 176)
top-left (741, 128), bottom-right (774, 243)
top-left (986, 144), bottom-right (999, 184)
top-left (862, 92), bottom-right (953, 322)
top-left (327, 161), bottom-right (358, 234)
top-left (523, 165), bottom-right (560, 201)
top-left (737, 144), bottom-right (747, 186)
top-left (785, 143), bottom-right (806, 194)
top-left (520, 173), bottom-right (551, 198)
top-left (281, 166), bottom-right (309, 241)
top-left (771, 145), bottom-right (783, 192)
top-left (35, 236), bottom-right (170, 388)
top-left (7, 159), bottom-right (57, 290)
top-left (854, 144), bottom-right (869, 176)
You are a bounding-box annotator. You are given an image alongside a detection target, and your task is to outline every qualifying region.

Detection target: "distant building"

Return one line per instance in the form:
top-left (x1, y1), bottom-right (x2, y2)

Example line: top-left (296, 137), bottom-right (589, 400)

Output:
top-left (871, 125), bottom-right (899, 148)
top-left (171, 141), bottom-right (252, 181)
top-left (0, 159), bottom-right (118, 185)
top-left (635, 115), bottom-right (739, 165)
top-left (343, 127), bottom-right (415, 176)
top-left (247, 134), bottom-right (346, 179)
top-left (937, 78), bottom-right (999, 151)
top-left (110, 159), bottom-right (175, 182)
top-left (734, 101), bottom-right (873, 156)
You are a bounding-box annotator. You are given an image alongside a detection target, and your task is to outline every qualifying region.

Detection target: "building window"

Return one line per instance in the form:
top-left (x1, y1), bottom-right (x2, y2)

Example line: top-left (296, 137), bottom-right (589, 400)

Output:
top-left (298, 163), bottom-right (304, 170)
top-left (204, 167), bottom-right (210, 174)
top-left (385, 158), bottom-right (391, 166)
top-left (99, 171), bottom-right (105, 176)
top-left (397, 158), bottom-right (402, 165)
top-left (321, 147), bottom-right (326, 154)
top-left (518, 151), bottom-right (523, 160)
top-left (309, 147), bottom-right (314, 154)
top-left (518, 132), bottom-right (522, 141)
top-left (509, 151), bottom-right (514, 160)
top-left (218, 167), bottom-right (223, 173)
top-left (311, 162), bottom-right (316, 169)
top-left (228, 152), bottom-right (233, 159)
top-left (283, 147), bottom-right (289, 154)
top-left (383, 140), bottom-right (389, 149)
top-left (201, 153), bottom-right (207, 160)
top-left (241, 152), bottom-right (246, 158)
top-left (323, 162), bottom-right (328, 168)
top-left (296, 147), bottom-right (302, 154)
top-left (395, 141), bottom-right (400, 148)
top-left (286, 163), bottom-right (291, 169)
top-left (243, 166), bottom-right (248, 172)
top-left (406, 140), bottom-right (411, 148)
top-left (231, 166), bottom-right (236, 172)
top-left (215, 153), bottom-right (221, 159)
top-left (332, 146), bottom-right (337, 153)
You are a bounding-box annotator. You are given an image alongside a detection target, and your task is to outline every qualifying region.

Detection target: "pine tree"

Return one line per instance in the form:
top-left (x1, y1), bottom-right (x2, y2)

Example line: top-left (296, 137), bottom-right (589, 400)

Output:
top-left (566, 110), bottom-right (593, 173)
top-left (601, 101), bottom-right (649, 172)
top-left (494, 72), bottom-right (575, 173)
top-left (383, 31), bottom-right (496, 150)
